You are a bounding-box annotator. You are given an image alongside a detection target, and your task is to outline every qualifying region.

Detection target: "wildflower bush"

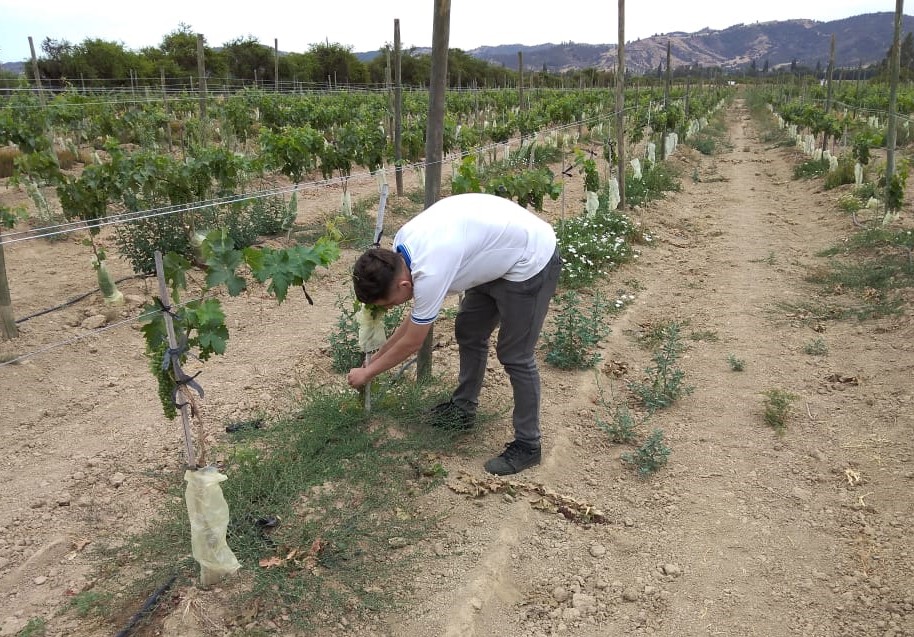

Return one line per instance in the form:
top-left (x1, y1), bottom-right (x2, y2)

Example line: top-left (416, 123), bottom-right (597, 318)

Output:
top-left (556, 199), bottom-right (640, 288)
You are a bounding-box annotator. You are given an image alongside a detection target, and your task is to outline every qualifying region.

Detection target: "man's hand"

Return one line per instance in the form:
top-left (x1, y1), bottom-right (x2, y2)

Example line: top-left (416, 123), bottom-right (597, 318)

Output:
top-left (346, 319), bottom-right (431, 391)
top-left (347, 367), bottom-right (372, 389)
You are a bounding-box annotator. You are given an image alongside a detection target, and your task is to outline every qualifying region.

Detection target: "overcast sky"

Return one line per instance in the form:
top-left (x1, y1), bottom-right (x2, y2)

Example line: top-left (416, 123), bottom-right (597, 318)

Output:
top-left (0, 0), bottom-right (897, 64)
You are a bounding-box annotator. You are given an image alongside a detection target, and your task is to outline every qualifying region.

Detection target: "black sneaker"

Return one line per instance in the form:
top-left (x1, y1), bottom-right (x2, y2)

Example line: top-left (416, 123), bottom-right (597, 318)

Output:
top-left (427, 400), bottom-right (476, 431)
top-left (484, 440), bottom-right (541, 475)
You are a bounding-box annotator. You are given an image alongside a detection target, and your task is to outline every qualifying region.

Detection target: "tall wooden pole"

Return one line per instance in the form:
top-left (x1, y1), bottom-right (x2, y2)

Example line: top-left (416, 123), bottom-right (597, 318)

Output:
top-left (28, 37), bottom-right (46, 106)
top-left (855, 60), bottom-right (863, 118)
top-left (274, 39), bottom-right (280, 92)
top-left (417, 0), bottom-right (450, 381)
top-left (28, 37), bottom-right (59, 170)
top-left (0, 227), bottom-right (17, 341)
top-left (162, 67), bottom-right (173, 151)
top-left (394, 19), bottom-right (404, 197)
top-left (196, 34), bottom-right (207, 121)
top-left (518, 51), bottom-right (525, 111)
top-left (824, 34), bottom-right (836, 152)
top-left (885, 0), bottom-right (904, 208)
top-left (615, 0), bottom-right (626, 210)
top-left (661, 39), bottom-right (671, 160)
top-left (154, 251), bottom-right (197, 469)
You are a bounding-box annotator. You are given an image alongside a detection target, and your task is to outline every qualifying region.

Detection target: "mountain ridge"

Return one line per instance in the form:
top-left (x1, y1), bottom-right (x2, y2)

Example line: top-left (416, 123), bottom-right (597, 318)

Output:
top-left (3, 12), bottom-right (909, 77)
top-left (360, 12), bottom-right (912, 74)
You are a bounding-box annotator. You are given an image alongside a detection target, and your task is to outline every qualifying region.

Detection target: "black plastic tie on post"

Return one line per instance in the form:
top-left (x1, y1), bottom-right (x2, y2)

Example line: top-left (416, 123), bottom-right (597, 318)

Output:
top-left (154, 296), bottom-right (179, 320)
top-left (160, 335), bottom-right (204, 407)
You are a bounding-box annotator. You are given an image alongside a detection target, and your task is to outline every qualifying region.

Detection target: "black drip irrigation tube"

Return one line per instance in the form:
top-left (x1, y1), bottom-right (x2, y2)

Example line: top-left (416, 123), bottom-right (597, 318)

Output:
top-left (113, 574), bottom-right (177, 637)
top-left (15, 275), bottom-right (148, 324)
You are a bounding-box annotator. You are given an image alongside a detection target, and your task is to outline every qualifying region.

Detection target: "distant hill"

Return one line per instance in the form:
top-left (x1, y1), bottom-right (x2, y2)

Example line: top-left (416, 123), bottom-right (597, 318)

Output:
top-left (1, 61), bottom-right (24, 75)
top-left (359, 12), bottom-right (913, 74)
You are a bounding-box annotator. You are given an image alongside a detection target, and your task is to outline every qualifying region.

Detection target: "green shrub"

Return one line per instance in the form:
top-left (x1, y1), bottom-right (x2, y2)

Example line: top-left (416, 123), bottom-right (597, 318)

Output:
top-left (248, 193), bottom-right (297, 236)
top-left (621, 429), bottom-right (671, 476)
top-left (628, 322), bottom-right (693, 412)
top-left (727, 354), bottom-right (746, 371)
top-left (837, 194), bottom-right (863, 214)
top-left (328, 296), bottom-right (364, 374)
top-left (16, 618), bottom-right (46, 637)
top-left (625, 162), bottom-right (681, 207)
top-left (543, 291), bottom-right (611, 369)
top-left (793, 157), bottom-right (829, 180)
top-left (115, 194), bottom-right (297, 275)
top-left (328, 295), bottom-right (404, 374)
top-left (855, 182), bottom-right (876, 201)
top-left (803, 337), bottom-right (828, 356)
top-left (114, 214), bottom-right (191, 274)
top-left (597, 403), bottom-right (638, 444)
top-left (762, 389), bottom-right (796, 434)
top-left (824, 156), bottom-right (856, 190)
top-left (688, 134), bottom-right (716, 155)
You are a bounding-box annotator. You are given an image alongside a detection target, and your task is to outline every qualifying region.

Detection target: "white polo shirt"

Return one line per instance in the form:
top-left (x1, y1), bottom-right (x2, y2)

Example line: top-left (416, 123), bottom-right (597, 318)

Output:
top-left (392, 193), bottom-right (557, 324)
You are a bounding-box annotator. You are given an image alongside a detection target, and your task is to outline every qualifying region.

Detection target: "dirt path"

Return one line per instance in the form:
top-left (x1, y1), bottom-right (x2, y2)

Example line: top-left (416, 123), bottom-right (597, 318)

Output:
top-left (1, 98), bottom-right (912, 637)
top-left (375, 100), bottom-right (914, 637)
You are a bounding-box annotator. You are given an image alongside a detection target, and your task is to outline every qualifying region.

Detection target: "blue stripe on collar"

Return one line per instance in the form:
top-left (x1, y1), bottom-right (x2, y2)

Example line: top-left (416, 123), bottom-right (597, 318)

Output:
top-left (396, 244), bottom-right (412, 269)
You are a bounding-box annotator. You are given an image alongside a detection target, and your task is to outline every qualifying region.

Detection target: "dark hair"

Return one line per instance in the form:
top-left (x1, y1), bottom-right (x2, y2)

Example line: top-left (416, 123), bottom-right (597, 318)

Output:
top-left (352, 248), bottom-right (400, 303)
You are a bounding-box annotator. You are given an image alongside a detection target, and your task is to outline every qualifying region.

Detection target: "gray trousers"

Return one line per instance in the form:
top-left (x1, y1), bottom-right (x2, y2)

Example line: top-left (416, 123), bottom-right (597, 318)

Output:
top-left (452, 249), bottom-right (561, 446)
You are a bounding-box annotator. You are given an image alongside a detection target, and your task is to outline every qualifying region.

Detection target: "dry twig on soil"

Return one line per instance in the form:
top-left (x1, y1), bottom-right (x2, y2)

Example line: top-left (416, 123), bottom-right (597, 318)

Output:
top-left (446, 471), bottom-right (608, 524)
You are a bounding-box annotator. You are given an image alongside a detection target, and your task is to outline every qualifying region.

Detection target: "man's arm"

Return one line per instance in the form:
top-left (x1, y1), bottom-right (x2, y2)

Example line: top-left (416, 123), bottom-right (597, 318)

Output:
top-left (371, 315), bottom-right (409, 359)
top-left (347, 319), bottom-right (431, 388)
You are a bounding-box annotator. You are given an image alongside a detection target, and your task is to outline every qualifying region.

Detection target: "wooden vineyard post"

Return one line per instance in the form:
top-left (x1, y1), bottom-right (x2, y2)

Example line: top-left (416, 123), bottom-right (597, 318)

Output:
top-left (161, 67), bottom-right (173, 152)
top-left (28, 37), bottom-right (45, 107)
top-left (661, 40), bottom-right (671, 161)
top-left (0, 227), bottom-right (17, 341)
top-left (196, 34), bottom-right (208, 144)
top-left (274, 39), bottom-right (280, 93)
top-left (615, 0), bottom-right (626, 210)
top-left (154, 251), bottom-right (197, 469)
top-left (394, 19), bottom-right (404, 197)
top-left (27, 37), bottom-right (60, 172)
top-left (824, 34), bottom-right (836, 153)
top-left (418, 0), bottom-right (450, 382)
top-left (885, 0), bottom-right (903, 211)
top-left (518, 51), bottom-right (525, 111)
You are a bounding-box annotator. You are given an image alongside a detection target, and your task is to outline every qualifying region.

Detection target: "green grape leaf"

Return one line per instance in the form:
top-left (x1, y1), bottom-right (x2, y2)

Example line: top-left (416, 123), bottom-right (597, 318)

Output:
top-left (244, 238), bottom-right (339, 304)
top-left (202, 230), bottom-right (247, 296)
top-left (139, 302), bottom-right (170, 352)
top-left (185, 299), bottom-right (228, 360)
top-left (163, 252), bottom-right (191, 300)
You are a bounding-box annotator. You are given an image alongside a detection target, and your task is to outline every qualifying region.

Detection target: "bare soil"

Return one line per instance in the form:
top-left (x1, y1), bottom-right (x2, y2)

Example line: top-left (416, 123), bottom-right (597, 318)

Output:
top-left (1, 98), bottom-right (913, 637)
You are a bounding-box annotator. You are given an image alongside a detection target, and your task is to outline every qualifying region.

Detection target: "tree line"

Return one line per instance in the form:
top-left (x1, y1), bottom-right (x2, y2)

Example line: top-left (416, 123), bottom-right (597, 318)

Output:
top-left (10, 22), bottom-right (907, 91)
top-left (5, 23), bottom-right (740, 92)
top-left (6, 23), bottom-right (611, 90)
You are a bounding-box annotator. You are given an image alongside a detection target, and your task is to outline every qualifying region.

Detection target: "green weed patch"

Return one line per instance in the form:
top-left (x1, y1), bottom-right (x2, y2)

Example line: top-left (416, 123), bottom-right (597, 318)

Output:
top-left (88, 381), bottom-right (461, 631)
